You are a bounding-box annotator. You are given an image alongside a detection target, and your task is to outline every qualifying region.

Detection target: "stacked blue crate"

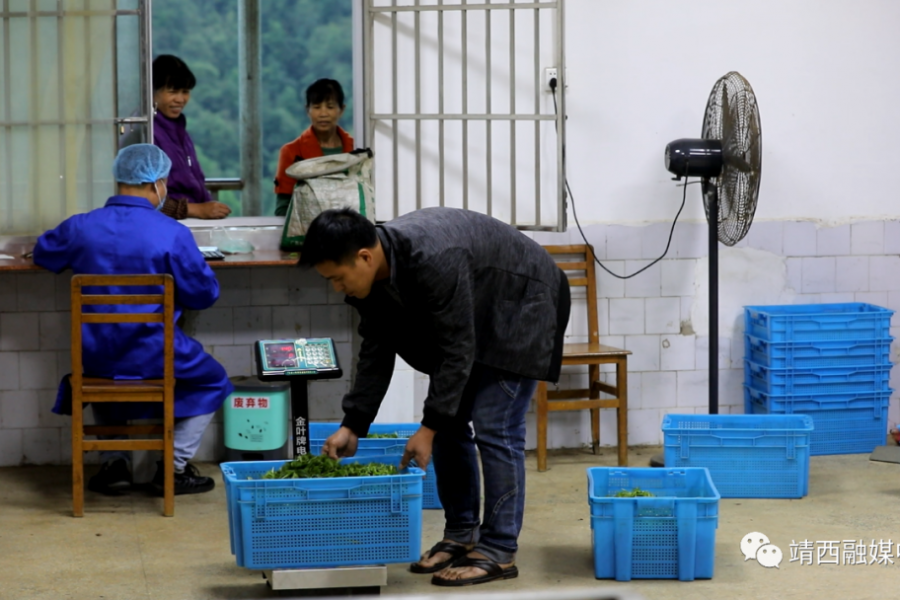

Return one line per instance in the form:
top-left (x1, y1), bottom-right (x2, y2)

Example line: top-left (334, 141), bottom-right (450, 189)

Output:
top-left (743, 303), bottom-right (894, 456)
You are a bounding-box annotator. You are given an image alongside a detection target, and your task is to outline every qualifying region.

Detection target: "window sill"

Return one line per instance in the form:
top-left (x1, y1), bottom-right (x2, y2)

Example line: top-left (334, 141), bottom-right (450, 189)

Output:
top-left (181, 216), bottom-right (284, 229)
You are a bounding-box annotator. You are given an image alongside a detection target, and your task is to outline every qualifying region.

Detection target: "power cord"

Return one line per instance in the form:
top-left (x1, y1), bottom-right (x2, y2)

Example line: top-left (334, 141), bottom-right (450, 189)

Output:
top-left (549, 77), bottom-right (689, 279)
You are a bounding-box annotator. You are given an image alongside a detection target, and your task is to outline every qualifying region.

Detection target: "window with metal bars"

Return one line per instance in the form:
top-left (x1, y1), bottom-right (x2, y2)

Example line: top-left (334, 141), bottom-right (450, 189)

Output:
top-left (0, 0), bottom-right (151, 235)
top-left (362, 0), bottom-right (566, 231)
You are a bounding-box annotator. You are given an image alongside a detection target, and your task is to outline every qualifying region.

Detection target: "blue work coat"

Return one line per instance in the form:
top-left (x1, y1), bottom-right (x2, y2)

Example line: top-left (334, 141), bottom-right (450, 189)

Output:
top-left (34, 195), bottom-right (233, 420)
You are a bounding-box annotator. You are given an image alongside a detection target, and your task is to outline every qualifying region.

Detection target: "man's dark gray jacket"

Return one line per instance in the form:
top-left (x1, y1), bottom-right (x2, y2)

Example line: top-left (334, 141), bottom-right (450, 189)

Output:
top-left (341, 207), bottom-right (571, 435)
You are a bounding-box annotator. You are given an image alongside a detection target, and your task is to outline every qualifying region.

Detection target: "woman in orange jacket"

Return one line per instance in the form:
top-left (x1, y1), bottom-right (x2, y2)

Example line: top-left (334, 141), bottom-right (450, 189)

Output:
top-left (273, 79), bottom-right (354, 216)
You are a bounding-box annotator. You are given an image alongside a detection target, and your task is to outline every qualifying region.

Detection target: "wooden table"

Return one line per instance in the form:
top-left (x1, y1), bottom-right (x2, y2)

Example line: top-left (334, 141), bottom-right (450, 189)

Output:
top-left (0, 250), bottom-right (299, 273)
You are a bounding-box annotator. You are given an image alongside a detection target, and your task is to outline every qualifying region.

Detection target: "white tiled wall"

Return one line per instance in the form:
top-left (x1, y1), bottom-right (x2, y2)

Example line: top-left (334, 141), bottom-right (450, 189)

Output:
top-left (2, 219), bottom-right (899, 465)
top-left (0, 266), bottom-right (351, 467)
top-left (521, 219), bottom-right (900, 450)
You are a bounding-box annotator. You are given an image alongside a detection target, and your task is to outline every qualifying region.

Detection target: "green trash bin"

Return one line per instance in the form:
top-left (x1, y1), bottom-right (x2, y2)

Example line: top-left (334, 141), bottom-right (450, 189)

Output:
top-left (223, 376), bottom-right (290, 461)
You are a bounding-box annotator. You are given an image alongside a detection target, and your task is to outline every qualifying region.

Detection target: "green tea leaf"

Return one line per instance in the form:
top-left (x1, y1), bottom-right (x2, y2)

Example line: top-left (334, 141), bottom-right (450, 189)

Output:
top-left (253, 454), bottom-right (399, 479)
top-left (612, 487), bottom-right (655, 497)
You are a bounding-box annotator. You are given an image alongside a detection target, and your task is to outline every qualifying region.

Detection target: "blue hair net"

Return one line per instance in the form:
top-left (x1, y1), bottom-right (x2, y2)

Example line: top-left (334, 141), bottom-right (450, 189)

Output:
top-left (112, 143), bottom-right (172, 185)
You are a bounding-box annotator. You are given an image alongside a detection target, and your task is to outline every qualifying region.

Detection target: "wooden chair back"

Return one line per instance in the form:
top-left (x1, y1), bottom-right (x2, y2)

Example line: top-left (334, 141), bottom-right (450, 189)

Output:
top-left (545, 244), bottom-right (599, 343)
top-left (70, 274), bottom-right (176, 517)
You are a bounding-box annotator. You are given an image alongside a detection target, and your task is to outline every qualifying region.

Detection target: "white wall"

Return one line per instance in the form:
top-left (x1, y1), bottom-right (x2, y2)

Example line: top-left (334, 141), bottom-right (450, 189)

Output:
top-left (565, 0), bottom-right (900, 224)
top-left (4, 218), bottom-right (899, 465)
top-left (372, 0), bottom-right (900, 226)
top-left (5, 1), bottom-right (900, 465)
top-left (370, 0), bottom-right (900, 450)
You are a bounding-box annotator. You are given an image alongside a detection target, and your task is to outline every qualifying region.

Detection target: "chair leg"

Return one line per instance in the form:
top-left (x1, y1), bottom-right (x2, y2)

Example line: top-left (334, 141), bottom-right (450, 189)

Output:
top-left (72, 399), bottom-right (84, 518)
top-left (536, 381), bottom-right (549, 472)
top-left (616, 358), bottom-right (628, 467)
top-left (163, 394), bottom-right (175, 517)
top-left (589, 364), bottom-right (600, 455)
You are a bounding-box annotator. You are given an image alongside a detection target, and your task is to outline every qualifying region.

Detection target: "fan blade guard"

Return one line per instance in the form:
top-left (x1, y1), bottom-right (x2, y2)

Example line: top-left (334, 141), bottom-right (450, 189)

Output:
top-left (700, 71), bottom-right (762, 246)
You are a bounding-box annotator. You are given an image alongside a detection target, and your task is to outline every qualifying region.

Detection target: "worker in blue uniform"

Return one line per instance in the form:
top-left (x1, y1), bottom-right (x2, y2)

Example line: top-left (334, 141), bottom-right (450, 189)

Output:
top-left (33, 144), bottom-right (233, 496)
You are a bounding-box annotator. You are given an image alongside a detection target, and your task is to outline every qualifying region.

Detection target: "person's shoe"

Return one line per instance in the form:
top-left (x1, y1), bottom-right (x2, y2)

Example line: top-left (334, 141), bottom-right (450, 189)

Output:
top-left (87, 458), bottom-right (132, 495)
top-left (152, 461), bottom-right (215, 496)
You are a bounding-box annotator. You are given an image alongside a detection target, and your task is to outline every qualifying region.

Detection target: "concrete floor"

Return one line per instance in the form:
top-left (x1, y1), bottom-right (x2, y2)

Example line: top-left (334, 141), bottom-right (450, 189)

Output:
top-left (1, 446), bottom-right (900, 600)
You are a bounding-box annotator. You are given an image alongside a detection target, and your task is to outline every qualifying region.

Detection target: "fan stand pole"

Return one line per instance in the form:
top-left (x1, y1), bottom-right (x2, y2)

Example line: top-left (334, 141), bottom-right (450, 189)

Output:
top-left (708, 192), bottom-right (719, 415)
top-left (651, 187), bottom-right (719, 468)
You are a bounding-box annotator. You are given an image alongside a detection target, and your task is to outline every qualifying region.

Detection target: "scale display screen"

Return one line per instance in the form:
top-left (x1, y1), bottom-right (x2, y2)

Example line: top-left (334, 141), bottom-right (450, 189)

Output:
top-left (264, 343), bottom-right (300, 368)
top-left (255, 338), bottom-right (342, 380)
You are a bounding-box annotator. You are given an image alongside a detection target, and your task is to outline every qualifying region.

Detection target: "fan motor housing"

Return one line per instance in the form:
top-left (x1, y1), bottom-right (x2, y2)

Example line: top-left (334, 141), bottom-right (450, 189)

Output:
top-left (665, 138), bottom-right (724, 179)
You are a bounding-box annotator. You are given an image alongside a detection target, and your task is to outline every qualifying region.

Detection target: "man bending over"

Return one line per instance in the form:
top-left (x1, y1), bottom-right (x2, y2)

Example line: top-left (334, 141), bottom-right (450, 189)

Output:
top-left (301, 207), bottom-right (570, 586)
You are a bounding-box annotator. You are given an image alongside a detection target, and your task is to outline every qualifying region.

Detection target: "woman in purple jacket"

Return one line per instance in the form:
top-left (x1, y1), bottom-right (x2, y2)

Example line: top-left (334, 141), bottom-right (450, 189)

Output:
top-left (153, 55), bottom-right (231, 220)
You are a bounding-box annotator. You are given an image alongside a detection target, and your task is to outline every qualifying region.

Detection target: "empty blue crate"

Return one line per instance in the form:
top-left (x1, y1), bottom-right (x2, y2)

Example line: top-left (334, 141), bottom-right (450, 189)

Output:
top-left (744, 386), bottom-right (890, 456)
top-left (743, 384), bottom-right (892, 413)
top-left (744, 360), bottom-right (891, 395)
top-left (744, 335), bottom-right (893, 369)
top-left (587, 467), bottom-right (719, 581)
top-left (745, 303), bottom-right (893, 343)
top-left (221, 455), bottom-right (423, 570)
top-left (662, 414), bottom-right (813, 499)
top-left (310, 422), bottom-right (442, 509)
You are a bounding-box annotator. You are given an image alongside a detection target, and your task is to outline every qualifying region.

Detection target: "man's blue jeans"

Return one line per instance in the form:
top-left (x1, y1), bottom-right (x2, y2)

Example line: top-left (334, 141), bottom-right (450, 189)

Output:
top-left (431, 363), bottom-right (537, 565)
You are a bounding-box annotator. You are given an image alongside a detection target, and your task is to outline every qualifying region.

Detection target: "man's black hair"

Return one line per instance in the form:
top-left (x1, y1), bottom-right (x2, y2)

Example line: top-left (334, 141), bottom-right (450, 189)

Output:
top-left (153, 55), bottom-right (197, 92)
top-left (306, 79), bottom-right (345, 108)
top-left (299, 208), bottom-right (376, 267)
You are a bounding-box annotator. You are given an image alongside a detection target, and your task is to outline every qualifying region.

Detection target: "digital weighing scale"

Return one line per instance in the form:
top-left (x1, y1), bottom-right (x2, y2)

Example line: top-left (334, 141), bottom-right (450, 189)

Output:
top-left (255, 337), bottom-right (342, 459)
top-left (254, 338), bottom-right (388, 595)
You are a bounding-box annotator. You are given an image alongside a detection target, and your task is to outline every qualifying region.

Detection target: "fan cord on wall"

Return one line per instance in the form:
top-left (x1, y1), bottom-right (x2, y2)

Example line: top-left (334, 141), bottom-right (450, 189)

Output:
top-left (550, 78), bottom-right (689, 279)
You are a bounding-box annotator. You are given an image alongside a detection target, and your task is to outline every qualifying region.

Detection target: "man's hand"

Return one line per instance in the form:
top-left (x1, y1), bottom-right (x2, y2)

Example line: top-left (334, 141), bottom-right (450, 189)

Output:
top-left (188, 201), bottom-right (231, 220)
top-left (400, 426), bottom-right (436, 471)
top-left (322, 426), bottom-right (359, 460)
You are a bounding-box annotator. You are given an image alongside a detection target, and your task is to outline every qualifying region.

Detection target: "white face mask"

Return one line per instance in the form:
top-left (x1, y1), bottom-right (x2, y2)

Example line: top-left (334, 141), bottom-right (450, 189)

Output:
top-left (154, 182), bottom-right (167, 212)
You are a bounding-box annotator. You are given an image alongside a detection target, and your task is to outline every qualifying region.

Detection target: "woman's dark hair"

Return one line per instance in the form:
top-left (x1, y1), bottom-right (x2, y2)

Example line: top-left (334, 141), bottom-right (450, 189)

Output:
top-left (153, 55), bottom-right (197, 92)
top-left (306, 79), bottom-right (345, 108)
top-left (299, 208), bottom-right (376, 267)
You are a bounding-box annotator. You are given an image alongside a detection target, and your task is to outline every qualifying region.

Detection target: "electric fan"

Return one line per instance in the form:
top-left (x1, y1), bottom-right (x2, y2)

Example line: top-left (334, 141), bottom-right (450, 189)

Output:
top-left (665, 71), bottom-right (762, 415)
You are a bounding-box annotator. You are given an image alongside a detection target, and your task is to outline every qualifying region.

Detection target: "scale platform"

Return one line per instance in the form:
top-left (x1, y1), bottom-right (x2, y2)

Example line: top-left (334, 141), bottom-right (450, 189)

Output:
top-left (263, 565), bottom-right (387, 594)
top-left (870, 445), bottom-right (900, 464)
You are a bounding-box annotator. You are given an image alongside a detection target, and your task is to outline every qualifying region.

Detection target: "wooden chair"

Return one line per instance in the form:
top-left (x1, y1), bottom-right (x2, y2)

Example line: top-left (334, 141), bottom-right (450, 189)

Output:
top-left (536, 245), bottom-right (631, 471)
top-left (71, 274), bottom-right (176, 517)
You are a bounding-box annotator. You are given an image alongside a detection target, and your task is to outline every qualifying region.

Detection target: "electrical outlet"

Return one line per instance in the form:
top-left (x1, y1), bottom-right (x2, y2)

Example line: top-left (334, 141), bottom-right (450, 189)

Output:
top-left (544, 67), bottom-right (558, 92)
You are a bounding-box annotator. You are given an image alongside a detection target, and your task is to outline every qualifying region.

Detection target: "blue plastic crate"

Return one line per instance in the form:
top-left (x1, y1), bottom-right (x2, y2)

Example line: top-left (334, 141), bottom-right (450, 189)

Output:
top-left (744, 335), bottom-right (893, 369)
top-left (221, 455), bottom-right (424, 570)
top-left (587, 467), bottom-right (719, 581)
top-left (743, 384), bottom-right (892, 414)
top-left (745, 303), bottom-right (893, 343)
top-left (744, 391), bottom-right (889, 456)
top-left (661, 414), bottom-right (813, 499)
top-left (310, 422), bottom-right (442, 509)
top-left (310, 422), bottom-right (419, 441)
top-left (744, 360), bottom-right (892, 395)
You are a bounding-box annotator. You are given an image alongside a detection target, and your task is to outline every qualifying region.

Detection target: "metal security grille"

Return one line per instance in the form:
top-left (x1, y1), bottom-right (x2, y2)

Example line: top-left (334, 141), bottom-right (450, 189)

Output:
top-left (363, 0), bottom-right (565, 231)
top-left (0, 0), bottom-right (151, 234)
